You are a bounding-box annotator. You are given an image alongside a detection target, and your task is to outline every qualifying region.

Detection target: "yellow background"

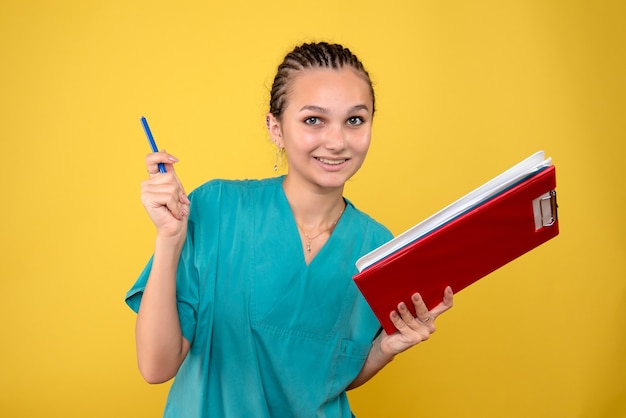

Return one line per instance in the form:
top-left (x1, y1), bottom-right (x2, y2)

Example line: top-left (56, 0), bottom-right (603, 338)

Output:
top-left (1, 0), bottom-right (624, 417)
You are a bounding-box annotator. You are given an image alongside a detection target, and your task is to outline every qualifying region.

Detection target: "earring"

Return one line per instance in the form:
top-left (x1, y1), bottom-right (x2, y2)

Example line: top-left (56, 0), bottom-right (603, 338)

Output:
top-left (274, 146), bottom-right (284, 172)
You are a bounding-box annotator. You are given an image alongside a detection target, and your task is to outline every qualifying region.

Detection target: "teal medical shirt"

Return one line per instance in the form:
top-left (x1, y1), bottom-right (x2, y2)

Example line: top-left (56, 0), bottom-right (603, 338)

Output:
top-left (126, 177), bottom-right (393, 417)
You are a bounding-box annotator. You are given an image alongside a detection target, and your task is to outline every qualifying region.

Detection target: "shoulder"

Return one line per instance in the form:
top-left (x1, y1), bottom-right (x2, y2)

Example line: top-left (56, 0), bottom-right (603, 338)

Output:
top-left (189, 176), bottom-right (284, 203)
top-left (186, 177), bottom-right (284, 227)
top-left (344, 198), bottom-right (393, 242)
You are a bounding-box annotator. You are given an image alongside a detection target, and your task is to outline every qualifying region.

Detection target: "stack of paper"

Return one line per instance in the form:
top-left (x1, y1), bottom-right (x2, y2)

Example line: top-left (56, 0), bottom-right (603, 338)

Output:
top-left (353, 151), bottom-right (559, 334)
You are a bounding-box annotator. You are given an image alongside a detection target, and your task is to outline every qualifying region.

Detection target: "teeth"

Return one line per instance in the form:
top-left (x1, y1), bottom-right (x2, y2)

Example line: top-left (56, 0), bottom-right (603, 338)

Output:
top-left (317, 158), bottom-right (346, 165)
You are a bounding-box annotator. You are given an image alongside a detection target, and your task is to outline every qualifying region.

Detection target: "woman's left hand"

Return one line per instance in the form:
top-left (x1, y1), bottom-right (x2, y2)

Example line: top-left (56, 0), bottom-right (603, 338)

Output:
top-left (379, 286), bottom-right (454, 357)
top-left (347, 286), bottom-right (454, 390)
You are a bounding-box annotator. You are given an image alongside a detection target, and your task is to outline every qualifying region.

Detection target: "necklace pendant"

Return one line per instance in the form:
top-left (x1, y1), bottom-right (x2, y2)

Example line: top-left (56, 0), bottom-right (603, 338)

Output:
top-left (297, 204), bottom-right (345, 255)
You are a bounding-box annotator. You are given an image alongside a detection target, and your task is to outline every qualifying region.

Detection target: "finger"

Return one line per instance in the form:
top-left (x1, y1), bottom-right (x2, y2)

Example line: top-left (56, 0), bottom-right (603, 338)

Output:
top-left (173, 174), bottom-right (189, 203)
top-left (141, 176), bottom-right (189, 220)
top-left (166, 195), bottom-right (188, 220)
top-left (389, 309), bottom-right (408, 333)
top-left (411, 293), bottom-right (431, 323)
top-left (175, 187), bottom-right (190, 217)
top-left (143, 155), bottom-right (189, 207)
top-left (141, 178), bottom-right (177, 207)
top-left (145, 151), bottom-right (180, 175)
top-left (179, 192), bottom-right (191, 206)
top-left (430, 286), bottom-right (454, 320)
top-left (442, 286), bottom-right (454, 307)
top-left (171, 176), bottom-right (190, 210)
top-left (162, 185), bottom-right (188, 220)
top-left (143, 187), bottom-right (186, 220)
top-left (396, 302), bottom-right (420, 329)
top-left (390, 303), bottom-right (433, 340)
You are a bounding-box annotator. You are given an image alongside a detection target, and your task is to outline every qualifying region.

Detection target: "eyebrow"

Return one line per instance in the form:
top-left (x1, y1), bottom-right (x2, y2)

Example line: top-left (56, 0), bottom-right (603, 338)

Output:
top-left (299, 104), bottom-right (370, 114)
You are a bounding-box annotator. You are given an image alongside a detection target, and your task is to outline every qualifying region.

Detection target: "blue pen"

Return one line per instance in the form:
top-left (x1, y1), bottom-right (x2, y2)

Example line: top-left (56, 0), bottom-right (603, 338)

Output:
top-left (140, 116), bottom-right (166, 173)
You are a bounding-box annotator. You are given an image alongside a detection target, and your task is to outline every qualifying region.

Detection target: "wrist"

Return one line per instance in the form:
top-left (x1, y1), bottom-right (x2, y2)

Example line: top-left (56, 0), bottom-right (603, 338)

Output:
top-left (155, 231), bottom-right (186, 256)
top-left (373, 334), bottom-right (396, 366)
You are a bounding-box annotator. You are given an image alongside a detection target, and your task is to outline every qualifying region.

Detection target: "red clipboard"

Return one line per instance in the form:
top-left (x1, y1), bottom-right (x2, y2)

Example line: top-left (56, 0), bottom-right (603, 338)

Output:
top-left (353, 160), bottom-right (559, 335)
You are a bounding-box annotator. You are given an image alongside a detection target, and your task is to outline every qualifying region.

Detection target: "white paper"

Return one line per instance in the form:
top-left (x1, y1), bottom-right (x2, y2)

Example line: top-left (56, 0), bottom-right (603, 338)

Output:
top-left (355, 151), bottom-right (552, 272)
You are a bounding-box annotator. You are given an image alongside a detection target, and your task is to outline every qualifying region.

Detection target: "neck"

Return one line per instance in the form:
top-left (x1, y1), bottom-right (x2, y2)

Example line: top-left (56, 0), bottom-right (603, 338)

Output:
top-left (282, 178), bottom-right (346, 231)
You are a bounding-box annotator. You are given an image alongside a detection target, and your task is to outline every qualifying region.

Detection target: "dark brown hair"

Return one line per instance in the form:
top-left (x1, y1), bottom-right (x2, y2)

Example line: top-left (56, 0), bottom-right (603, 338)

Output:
top-left (269, 42), bottom-right (375, 119)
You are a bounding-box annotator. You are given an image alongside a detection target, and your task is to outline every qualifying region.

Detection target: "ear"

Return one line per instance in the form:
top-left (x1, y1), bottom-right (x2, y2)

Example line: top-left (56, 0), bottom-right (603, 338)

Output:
top-left (266, 113), bottom-right (283, 148)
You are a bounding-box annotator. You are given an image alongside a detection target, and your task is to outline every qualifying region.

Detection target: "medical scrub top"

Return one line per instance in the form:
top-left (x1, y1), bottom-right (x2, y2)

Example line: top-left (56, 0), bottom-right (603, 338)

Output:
top-left (126, 177), bottom-right (393, 417)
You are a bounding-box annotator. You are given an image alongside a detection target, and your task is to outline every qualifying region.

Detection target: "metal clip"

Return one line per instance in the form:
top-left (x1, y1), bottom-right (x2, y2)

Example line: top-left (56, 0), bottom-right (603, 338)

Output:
top-left (533, 190), bottom-right (558, 230)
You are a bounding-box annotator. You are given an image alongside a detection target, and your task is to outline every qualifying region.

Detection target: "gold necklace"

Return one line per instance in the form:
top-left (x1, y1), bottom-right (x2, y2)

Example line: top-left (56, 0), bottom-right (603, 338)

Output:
top-left (296, 205), bottom-right (345, 253)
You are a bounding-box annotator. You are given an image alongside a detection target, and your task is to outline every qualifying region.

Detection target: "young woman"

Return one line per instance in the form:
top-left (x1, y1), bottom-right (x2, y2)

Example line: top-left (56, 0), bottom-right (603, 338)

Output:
top-left (126, 42), bottom-right (453, 417)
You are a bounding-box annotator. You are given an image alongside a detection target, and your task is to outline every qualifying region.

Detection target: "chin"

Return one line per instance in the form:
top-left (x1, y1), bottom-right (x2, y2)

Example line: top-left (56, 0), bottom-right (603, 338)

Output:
top-left (315, 172), bottom-right (357, 190)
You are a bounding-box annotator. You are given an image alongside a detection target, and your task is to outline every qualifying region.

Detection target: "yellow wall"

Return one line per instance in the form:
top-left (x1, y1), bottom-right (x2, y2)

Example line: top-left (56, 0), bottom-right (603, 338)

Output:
top-left (1, 1), bottom-right (624, 417)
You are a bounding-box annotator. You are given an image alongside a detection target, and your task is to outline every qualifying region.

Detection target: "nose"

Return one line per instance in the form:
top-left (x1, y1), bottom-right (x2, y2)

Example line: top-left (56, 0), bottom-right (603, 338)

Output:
top-left (324, 123), bottom-right (346, 151)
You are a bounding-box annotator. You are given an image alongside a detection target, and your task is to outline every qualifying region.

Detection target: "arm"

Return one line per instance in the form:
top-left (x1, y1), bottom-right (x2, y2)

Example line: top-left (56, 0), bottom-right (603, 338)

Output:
top-left (135, 152), bottom-right (191, 384)
top-left (347, 286), bottom-right (454, 390)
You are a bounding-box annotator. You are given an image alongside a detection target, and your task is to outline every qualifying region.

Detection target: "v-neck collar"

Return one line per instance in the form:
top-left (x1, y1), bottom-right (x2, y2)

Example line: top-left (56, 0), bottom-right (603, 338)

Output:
top-left (275, 177), bottom-right (349, 267)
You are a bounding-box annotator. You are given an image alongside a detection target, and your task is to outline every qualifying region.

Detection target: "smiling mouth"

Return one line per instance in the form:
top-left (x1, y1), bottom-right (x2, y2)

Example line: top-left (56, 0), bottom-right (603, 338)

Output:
top-left (316, 157), bottom-right (347, 165)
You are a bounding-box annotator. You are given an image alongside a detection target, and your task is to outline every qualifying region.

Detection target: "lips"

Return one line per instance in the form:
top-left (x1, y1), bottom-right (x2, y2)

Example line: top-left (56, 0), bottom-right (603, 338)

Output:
top-left (316, 157), bottom-right (347, 165)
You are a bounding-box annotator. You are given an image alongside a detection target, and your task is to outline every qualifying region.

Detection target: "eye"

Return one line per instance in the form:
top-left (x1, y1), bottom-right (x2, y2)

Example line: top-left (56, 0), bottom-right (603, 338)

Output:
top-left (346, 116), bottom-right (364, 126)
top-left (304, 117), bottom-right (322, 126)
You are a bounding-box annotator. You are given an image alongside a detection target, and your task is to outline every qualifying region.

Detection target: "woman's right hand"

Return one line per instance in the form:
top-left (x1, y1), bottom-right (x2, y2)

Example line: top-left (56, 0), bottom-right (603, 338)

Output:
top-left (140, 151), bottom-right (191, 239)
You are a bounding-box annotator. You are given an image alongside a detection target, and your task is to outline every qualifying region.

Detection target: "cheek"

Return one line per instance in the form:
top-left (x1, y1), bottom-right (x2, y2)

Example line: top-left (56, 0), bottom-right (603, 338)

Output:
top-left (286, 129), bottom-right (321, 152)
top-left (281, 128), bottom-right (317, 156)
top-left (351, 131), bottom-right (372, 155)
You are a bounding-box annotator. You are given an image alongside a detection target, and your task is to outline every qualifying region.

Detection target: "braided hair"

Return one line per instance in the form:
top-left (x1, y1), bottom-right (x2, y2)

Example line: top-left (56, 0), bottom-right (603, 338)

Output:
top-left (269, 42), bottom-right (375, 119)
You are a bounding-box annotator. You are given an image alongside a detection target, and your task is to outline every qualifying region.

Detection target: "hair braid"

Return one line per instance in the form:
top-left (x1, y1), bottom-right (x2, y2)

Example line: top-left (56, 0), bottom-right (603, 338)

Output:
top-left (269, 42), bottom-right (375, 119)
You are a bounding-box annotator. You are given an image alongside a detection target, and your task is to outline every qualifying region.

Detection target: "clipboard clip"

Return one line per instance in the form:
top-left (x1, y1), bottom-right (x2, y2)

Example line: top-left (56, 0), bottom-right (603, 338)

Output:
top-left (533, 190), bottom-right (558, 230)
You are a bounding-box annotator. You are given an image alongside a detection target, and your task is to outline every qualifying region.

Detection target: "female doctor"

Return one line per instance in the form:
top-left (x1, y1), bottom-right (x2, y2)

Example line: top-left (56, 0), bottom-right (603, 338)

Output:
top-left (126, 41), bottom-right (454, 417)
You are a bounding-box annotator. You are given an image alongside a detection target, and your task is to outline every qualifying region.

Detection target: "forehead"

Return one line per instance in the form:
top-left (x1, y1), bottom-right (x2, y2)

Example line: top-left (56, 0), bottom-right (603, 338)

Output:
top-left (285, 67), bottom-right (373, 109)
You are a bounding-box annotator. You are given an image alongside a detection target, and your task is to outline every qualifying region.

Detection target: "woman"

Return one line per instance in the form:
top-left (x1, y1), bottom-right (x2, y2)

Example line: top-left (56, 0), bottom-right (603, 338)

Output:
top-left (126, 42), bottom-right (454, 417)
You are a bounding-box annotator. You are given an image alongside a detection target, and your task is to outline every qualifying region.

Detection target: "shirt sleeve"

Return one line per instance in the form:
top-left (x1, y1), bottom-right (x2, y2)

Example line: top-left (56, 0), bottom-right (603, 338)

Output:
top-left (124, 212), bottom-right (201, 345)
